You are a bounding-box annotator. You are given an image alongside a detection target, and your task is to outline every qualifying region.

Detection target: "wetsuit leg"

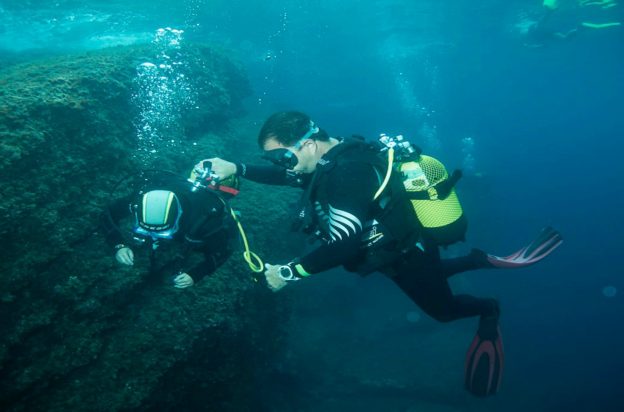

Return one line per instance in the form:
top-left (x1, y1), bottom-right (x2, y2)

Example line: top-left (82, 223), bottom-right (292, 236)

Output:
top-left (441, 249), bottom-right (491, 279)
top-left (421, 241), bottom-right (491, 280)
top-left (389, 249), bottom-right (497, 322)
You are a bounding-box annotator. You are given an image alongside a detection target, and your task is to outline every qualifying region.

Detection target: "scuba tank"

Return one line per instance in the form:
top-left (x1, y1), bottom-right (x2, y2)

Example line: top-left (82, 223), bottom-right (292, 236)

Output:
top-left (377, 133), bottom-right (467, 246)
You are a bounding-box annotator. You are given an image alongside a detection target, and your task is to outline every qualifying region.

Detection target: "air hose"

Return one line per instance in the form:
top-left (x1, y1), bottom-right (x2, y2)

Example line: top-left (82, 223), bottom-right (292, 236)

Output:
top-left (374, 147), bottom-right (395, 200)
top-left (229, 208), bottom-right (264, 274)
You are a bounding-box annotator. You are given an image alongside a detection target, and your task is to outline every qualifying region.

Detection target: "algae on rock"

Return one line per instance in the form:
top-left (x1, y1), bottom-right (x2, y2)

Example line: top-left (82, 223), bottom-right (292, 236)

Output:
top-left (0, 43), bottom-right (293, 412)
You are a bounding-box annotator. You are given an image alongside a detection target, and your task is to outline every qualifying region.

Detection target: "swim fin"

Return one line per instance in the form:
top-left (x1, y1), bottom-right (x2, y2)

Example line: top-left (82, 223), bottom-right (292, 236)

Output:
top-left (465, 315), bottom-right (504, 397)
top-left (486, 226), bottom-right (562, 269)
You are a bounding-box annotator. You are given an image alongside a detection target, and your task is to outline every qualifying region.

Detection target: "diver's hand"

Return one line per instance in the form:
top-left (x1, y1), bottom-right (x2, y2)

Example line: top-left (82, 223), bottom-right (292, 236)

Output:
top-left (173, 272), bottom-right (194, 289)
top-left (194, 158), bottom-right (237, 179)
top-left (264, 264), bottom-right (288, 292)
top-left (115, 246), bottom-right (134, 266)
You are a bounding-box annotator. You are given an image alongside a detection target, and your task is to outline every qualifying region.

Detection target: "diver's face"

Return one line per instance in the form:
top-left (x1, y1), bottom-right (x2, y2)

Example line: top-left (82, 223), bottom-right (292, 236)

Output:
top-left (263, 137), bottom-right (319, 173)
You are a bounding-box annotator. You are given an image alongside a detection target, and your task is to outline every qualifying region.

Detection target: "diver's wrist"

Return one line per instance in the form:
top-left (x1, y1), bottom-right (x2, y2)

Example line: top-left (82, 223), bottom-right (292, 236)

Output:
top-left (278, 262), bottom-right (310, 281)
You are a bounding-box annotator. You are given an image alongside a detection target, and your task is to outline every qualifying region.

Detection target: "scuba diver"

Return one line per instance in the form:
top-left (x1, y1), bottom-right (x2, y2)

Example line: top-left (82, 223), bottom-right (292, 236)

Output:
top-left (102, 169), bottom-right (239, 289)
top-left (194, 111), bottom-right (562, 397)
top-left (524, 0), bottom-right (621, 47)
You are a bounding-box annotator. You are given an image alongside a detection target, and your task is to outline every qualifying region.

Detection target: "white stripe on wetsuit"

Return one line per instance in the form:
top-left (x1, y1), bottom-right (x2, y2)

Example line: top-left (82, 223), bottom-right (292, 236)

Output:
top-left (328, 205), bottom-right (362, 241)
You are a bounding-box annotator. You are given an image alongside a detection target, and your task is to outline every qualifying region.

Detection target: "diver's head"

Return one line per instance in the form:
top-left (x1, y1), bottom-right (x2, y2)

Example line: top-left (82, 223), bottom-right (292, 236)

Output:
top-left (258, 111), bottom-right (330, 174)
top-left (133, 190), bottom-right (182, 240)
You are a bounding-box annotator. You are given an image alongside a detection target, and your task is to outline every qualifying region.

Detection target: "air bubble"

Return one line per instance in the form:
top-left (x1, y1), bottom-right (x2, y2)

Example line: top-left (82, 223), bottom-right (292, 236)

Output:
top-left (603, 286), bottom-right (617, 298)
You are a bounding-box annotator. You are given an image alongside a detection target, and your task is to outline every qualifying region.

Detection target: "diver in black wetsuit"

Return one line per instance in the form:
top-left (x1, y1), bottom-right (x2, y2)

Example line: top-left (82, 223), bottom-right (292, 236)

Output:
top-left (102, 172), bottom-right (237, 288)
top-left (194, 111), bottom-right (562, 397)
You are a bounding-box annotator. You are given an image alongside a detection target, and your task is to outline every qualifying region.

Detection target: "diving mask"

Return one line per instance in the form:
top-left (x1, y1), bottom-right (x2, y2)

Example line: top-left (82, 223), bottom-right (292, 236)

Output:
top-left (262, 121), bottom-right (319, 169)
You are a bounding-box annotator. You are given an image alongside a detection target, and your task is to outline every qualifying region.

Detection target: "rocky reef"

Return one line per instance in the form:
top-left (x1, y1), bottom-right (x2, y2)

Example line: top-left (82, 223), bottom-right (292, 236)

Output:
top-left (0, 43), bottom-right (296, 411)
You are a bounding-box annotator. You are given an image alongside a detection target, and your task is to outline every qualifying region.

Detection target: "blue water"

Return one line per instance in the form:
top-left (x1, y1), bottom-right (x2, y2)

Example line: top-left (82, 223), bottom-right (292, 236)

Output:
top-left (2, 0), bottom-right (623, 410)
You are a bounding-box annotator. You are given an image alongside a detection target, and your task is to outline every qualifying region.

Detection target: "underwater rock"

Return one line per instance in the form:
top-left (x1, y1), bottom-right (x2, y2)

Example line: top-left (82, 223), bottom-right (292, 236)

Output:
top-left (0, 44), bottom-right (294, 411)
top-left (0, 43), bottom-right (250, 284)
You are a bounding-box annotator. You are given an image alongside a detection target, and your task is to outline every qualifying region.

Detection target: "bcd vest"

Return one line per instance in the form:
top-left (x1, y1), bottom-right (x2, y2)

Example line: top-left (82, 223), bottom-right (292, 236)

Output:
top-left (296, 137), bottom-right (467, 252)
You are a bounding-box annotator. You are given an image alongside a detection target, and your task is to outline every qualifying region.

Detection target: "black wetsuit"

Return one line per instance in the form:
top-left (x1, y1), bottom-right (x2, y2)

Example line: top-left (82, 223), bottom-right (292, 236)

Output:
top-left (102, 178), bottom-right (235, 284)
top-left (239, 140), bottom-right (497, 321)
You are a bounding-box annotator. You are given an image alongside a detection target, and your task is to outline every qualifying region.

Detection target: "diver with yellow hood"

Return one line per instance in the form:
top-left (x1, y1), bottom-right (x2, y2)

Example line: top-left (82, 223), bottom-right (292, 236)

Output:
top-left (102, 168), bottom-right (241, 288)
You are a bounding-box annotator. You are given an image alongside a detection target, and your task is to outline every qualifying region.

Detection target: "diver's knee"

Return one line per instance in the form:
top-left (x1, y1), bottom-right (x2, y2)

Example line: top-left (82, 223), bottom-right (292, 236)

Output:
top-left (484, 299), bottom-right (500, 319)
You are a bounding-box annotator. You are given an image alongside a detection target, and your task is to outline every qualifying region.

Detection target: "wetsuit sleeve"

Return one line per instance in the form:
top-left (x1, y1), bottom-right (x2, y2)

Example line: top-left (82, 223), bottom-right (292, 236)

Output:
top-left (101, 195), bottom-right (133, 248)
top-left (295, 161), bottom-right (380, 274)
top-left (237, 163), bottom-right (311, 187)
top-left (185, 246), bottom-right (231, 282)
top-left (182, 193), bottom-right (234, 282)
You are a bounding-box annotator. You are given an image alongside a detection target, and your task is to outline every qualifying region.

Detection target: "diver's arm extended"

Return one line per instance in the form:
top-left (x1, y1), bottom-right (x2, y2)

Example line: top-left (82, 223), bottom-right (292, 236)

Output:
top-left (293, 162), bottom-right (378, 275)
top-left (236, 163), bottom-right (309, 187)
top-left (101, 195), bottom-right (132, 248)
top-left (196, 157), bottom-right (309, 187)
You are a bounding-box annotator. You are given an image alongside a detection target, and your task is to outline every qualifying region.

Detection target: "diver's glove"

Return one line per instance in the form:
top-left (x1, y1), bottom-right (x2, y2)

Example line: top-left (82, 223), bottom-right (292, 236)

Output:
top-left (193, 157), bottom-right (237, 179)
top-left (173, 272), bottom-right (195, 289)
top-left (114, 245), bottom-right (134, 266)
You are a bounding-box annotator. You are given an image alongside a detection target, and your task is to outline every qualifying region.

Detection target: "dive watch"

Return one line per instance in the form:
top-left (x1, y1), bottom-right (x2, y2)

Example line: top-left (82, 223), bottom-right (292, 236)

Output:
top-left (278, 264), bottom-right (299, 281)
